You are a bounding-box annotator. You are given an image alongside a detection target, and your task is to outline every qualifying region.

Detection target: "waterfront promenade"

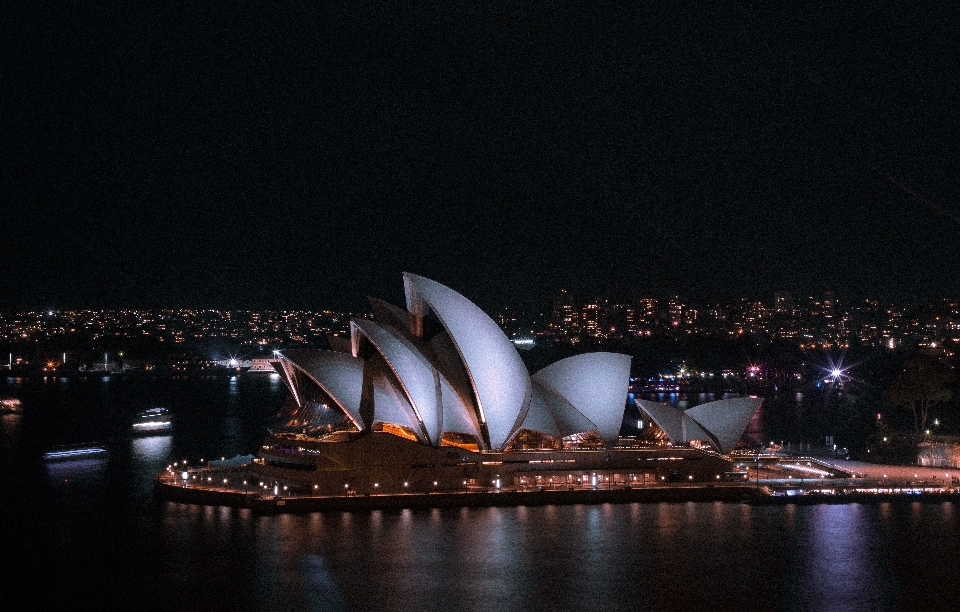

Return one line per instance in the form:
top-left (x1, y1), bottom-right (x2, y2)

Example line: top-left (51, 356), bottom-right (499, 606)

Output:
top-left (154, 471), bottom-right (768, 513)
top-left (153, 457), bottom-right (960, 514)
top-left (825, 459), bottom-right (960, 484)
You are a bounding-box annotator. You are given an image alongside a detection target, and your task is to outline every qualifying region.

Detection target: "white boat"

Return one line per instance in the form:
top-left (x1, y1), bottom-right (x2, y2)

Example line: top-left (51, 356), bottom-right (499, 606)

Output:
top-left (0, 397), bottom-right (22, 414)
top-left (132, 407), bottom-right (173, 434)
top-left (43, 444), bottom-right (108, 461)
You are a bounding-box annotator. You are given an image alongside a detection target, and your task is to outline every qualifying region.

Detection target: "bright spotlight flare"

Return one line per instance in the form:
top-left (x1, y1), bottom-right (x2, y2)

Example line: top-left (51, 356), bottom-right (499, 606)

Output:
top-left (823, 354), bottom-right (852, 385)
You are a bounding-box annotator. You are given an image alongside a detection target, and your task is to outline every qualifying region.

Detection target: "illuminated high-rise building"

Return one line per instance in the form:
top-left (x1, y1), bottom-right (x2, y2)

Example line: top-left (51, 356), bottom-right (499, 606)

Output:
top-left (668, 297), bottom-right (684, 325)
top-left (823, 291), bottom-right (836, 318)
top-left (581, 300), bottom-right (601, 336)
top-left (774, 291), bottom-right (794, 314)
top-left (550, 289), bottom-right (578, 337)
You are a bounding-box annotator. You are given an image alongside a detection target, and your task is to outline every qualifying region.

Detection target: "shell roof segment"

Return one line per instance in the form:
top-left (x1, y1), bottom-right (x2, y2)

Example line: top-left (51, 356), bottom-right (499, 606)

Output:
top-left (634, 399), bottom-right (713, 446)
top-left (403, 272), bottom-right (532, 450)
top-left (634, 399), bottom-right (684, 442)
top-left (533, 352), bottom-right (632, 445)
top-left (368, 365), bottom-right (427, 444)
top-left (278, 349), bottom-right (365, 431)
top-left (438, 374), bottom-right (483, 442)
top-left (635, 397), bottom-right (762, 454)
top-left (519, 378), bottom-right (600, 440)
top-left (350, 318), bottom-right (443, 446)
top-left (684, 397), bottom-right (762, 454)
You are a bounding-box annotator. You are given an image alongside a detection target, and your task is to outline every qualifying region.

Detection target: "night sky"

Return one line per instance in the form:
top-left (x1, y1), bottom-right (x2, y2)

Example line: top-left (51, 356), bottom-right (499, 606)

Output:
top-left (4, 3), bottom-right (959, 312)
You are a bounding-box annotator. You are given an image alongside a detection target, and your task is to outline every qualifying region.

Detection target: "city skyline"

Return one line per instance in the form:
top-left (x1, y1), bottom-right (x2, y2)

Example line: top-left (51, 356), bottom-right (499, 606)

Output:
top-left (4, 287), bottom-right (960, 358)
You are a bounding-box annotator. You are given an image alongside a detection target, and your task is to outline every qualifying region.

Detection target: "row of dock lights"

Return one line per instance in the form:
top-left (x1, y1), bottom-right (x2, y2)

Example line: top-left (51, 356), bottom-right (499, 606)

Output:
top-left (167, 460), bottom-right (956, 496)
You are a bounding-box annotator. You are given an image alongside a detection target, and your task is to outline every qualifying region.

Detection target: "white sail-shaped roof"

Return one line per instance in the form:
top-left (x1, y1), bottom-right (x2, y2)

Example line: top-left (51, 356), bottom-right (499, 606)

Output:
top-left (403, 273), bottom-right (531, 450)
top-left (368, 366), bottom-right (427, 444)
top-left (635, 399), bottom-right (712, 445)
top-left (633, 399), bottom-right (684, 444)
top-left (274, 277), bottom-right (634, 451)
top-left (351, 319), bottom-right (443, 445)
top-left (279, 350), bottom-right (364, 431)
top-left (518, 384), bottom-right (563, 438)
top-left (635, 397), bottom-right (761, 454)
top-left (368, 297), bottom-right (414, 337)
top-left (635, 399), bottom-right (684, 442)
top-left (517, 378), bottom-right (600, 440)
top-left (684, 397), bottom-right (762, 454)
top-left (533, 353), bottom-right (631, 445)
top-left (439, 374), bottom-right (483, 441)
top-left (272, 357), bottom-right (302, 409)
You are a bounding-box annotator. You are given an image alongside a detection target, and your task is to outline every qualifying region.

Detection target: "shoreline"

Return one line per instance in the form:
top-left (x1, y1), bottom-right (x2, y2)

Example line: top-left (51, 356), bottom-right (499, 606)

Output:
top-left (154, 475), bottom-right (766, 514)
top-left (153, 474), bottom-right (960, 514)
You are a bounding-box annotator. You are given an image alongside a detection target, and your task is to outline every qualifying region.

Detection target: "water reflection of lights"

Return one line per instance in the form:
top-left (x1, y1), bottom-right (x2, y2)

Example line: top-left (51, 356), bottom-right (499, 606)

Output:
top-left (805, 505), bottom-right (887, 612)
top-left (45, 457), bottom-right (107, 483)
top-left (132, 435), bottom-right (172, 462)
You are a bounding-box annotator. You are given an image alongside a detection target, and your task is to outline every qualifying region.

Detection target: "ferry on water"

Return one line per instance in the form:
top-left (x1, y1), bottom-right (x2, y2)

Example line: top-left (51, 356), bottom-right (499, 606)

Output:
top-left (43, 444), bottom-right (108, 461)
top-left (0, 397), bottom-right (22, 414)
top-left (132, 407), bottom-right (174, 434)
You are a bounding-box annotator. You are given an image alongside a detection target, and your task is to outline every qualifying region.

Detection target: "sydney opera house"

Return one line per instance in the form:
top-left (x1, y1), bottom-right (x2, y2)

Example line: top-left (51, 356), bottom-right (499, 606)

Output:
top-left (250, 273), bottom-right (762, 495)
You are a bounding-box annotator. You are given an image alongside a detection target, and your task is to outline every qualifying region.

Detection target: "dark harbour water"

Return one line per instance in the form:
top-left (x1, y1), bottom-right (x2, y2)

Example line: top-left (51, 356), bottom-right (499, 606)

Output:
top-left (3, 375), bottom-right (960, 612)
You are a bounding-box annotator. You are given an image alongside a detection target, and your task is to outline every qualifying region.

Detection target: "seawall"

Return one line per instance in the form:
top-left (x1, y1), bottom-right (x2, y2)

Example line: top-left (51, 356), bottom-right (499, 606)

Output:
top-left (154, 476), bottom-right (766, 514)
